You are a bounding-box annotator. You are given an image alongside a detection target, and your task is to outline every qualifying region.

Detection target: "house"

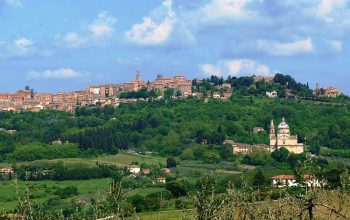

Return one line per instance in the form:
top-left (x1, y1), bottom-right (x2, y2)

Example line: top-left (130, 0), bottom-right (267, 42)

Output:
top-left (52, 139), bottom-right (63, 145)
top-left (315, 83), bottom-right (341, 98)
top-left (253, 127), bottom-right (265, 134)
top-left (192, 93), bottom-right (204, 99)
top-left (213, 92), bottom-right (221, 99)
top-left (285, 89), bottom-right (296, 99)
top-left (222, 92), bottom-right (232, 99)
top-left (271, 175), bottom-right (298, 188)
top-left (224, 140), bottom-right (271, 154)
top-left (271, 174), bottom-right (323, 188)
top-left (266, 91), bottom-right (277, 98)
top-left (0, 168), bottom-right (15, 175)
top-left (222, 83), bottom-right (232, 90)
top-left (155, 177), bottom-right (166, 184)
top-left (142, 169), bottom-right (151, 175)
top-left (128, 165), bottom-right (141, 175)
top-left (0, 128), bottom-right (17, 134)
top-left (161, 168), bottom-right (171, 174)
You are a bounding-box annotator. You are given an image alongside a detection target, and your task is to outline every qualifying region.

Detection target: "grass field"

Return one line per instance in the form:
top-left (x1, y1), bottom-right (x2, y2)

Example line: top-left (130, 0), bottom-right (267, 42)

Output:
top-left (0, 152), bottom-right (167, 212)
top-left (0, 178), bottom-right (111, 211)
top-left (136, 210), bottom-right (195, 220)
top-left (18, 152), bottom-right (167, 168)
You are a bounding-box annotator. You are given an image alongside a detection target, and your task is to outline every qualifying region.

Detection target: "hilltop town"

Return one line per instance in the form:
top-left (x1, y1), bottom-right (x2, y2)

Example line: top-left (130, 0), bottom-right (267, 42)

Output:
top-left (0, 73), bottom-right (350, 219)
top-left (0, 72), bottom-right (343, 113)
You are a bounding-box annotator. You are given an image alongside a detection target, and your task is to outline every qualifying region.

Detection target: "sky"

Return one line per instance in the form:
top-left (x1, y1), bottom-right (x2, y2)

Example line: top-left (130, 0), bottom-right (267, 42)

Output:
top-left (0, 0), bottom-right (349, 94)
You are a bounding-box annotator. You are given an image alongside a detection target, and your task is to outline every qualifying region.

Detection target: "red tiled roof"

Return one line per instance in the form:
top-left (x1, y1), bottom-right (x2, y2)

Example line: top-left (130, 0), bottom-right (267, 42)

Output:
top-left (271, 175), bottom-right (295, 180)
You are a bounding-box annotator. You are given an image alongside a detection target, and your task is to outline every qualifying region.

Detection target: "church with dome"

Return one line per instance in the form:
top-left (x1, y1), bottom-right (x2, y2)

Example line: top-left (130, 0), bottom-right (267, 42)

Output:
top-left (270, 118), bottom-right (304, 154)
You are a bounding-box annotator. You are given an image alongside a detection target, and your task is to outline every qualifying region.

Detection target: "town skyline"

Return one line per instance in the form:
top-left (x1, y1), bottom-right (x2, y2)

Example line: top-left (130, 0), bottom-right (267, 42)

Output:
top-left (1, 0), bottom-right (350, 94)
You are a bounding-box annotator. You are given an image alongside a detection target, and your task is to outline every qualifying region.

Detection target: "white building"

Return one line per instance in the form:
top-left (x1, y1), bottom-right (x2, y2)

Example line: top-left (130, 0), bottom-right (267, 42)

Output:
top-left (128, 165), bottom-right (140, 175)
top-left (270, 118), bottom-right (304, 154)
top-left (213, 92), bottom-right (221, 99)
top-left (271, 174), bottom-right (323, 188)
top-left (266, 91), bottom-right (278, 98)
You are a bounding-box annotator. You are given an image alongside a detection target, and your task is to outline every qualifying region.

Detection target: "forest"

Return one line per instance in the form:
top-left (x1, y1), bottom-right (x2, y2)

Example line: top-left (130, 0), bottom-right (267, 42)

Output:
top-left (1, 85), bottom-right (350, 164)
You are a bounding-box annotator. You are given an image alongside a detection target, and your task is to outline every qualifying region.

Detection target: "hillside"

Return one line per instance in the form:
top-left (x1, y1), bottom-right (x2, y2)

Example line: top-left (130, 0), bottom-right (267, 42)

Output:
top-left (1, 94), bottom-right (350, 162)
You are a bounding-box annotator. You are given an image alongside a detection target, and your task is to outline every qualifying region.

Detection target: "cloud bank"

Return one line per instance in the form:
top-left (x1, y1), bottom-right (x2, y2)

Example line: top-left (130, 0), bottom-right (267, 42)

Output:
top-left (27, 68), bottom-right (84, 79)
top-left (200, 59), bottom-right (271, 77)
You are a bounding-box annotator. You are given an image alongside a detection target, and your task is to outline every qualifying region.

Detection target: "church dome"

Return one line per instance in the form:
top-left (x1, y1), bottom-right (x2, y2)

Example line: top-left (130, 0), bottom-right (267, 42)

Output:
top-left (278, 117), bottom-right (289, 129)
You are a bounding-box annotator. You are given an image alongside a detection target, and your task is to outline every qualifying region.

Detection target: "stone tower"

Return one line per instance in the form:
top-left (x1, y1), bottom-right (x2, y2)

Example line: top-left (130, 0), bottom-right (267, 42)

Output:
top-left (269, 120), bottom-right (277, 149)
top-left (136, 70), bottom-right (141, 81)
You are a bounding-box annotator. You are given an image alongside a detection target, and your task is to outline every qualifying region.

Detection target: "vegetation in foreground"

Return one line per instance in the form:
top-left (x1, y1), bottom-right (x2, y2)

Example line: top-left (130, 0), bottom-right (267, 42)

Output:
top-left (1, 158), bottom-right (350, 219)
top-left (1, 75), bottom-right (350, 218)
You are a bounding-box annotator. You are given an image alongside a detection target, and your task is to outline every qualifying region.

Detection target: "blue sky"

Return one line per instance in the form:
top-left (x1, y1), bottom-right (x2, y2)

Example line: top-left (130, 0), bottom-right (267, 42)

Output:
top-left (0, 0), bottom-right (349, 94)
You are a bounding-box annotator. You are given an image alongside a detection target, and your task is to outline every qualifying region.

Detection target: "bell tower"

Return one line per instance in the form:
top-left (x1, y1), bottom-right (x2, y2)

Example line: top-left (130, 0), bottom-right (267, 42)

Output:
top-left (270, 120), bottom-right (277, 148)
top-left (136, 70), bottom-right (141, 81)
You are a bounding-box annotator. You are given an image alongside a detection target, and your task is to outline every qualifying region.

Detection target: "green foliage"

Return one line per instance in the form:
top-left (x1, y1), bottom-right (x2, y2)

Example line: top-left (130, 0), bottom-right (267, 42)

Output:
top-left (166, 157), bottom-right (177, 168)
top-left (242, 149), bottom-right (273, 166)
top-left (180, 144), bottom-right (221, 163)
top-left (252, 169), bottom-right (266, 187)
top-left (165, 182), bottom-right (187, 198)
top-left (271, 147), bottom-right (289, 163)
top-left (119, 88), bottom-right (157, 99)
top-left (320, 147), bottom-right (350, 158)
top-left (5, 143), bottom-right (80, 162)
top-left (15, 162), bottom-right (120, 181)
top-left (163, 88), bottom-right (175, 98)
top-left (54, 186), bottom-right (78, 199)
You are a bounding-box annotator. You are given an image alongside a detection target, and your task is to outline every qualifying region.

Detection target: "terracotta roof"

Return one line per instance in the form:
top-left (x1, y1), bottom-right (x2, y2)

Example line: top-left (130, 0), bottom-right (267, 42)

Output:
top-left (303, 174), bottom-right (315, 180)
top-left (271, 175), bottom-right (295, 180)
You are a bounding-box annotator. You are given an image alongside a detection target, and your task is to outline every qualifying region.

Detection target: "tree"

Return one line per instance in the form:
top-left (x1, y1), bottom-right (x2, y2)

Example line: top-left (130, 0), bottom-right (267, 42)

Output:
top-left (166, 157), bottom-right (177, 168)
top-left (195, 176), bottom-right (228, 220)
top-left (165, 182), bottom-right (187, 198)
top-left (309, 141), bottom-right (321, 156)
top-left (175, 90), bottom-right (182, 97)
top-left (271, 147), bottom-right (289, 162)
top-left (252, 169), bottom-right (266, 187)
top-left (163, 88), bottom-right (175, 98)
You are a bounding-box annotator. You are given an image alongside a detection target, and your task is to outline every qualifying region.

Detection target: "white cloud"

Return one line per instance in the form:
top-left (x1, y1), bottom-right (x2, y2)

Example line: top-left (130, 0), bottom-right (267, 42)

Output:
top-left (56, 11), bottom-right (117, 48)
top-left (316, 0), bottom-right (350, 23)
top-left (27, 68), bottom-right (83, 79)
top-left (257, 38), bottom-right (314, 56)
top-left (125, 0), bottom-right (175, 45)
top-left (226, 59), bottom-right (270, 75)
top-left (5, 0), bottom-right (23, 7)
top-left (0, 36), bottom-right (39, 58)
top-left (60, 32), bottom-right (87, 48)
top-left (199, 59), bottom-right (271, 77)
top-left (199, 63), bottom-right (221, 76)
top-left (327, 39), bottom-right (342, 52)
top-left (318, 0), bottom-right (348, 22)
top-left (89, 11), bottom-right (117, 38)
top-left (14, 37), bottom-right (33, 53)
top-left (199, 0), bottom-right (250, 20)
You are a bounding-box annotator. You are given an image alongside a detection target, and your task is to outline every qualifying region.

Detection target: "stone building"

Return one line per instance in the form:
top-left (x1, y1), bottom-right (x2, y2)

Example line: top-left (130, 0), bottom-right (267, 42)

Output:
top-left (147, 74), bottom-right (192, 94)
top-left (224, 140), bottom-right (271, 154)
top-left (0, 90), bottom-right (32, 103)
top-left (122, 70), bottom-right (146, 92)
top-left (270, 118), bottom-right (304, 154)
top-left (254, 75), bottom-right (275, 83)
top-left (87, 71), bottom-right (145, 96)
top-left (315, 83), bottom-right (341, 98)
